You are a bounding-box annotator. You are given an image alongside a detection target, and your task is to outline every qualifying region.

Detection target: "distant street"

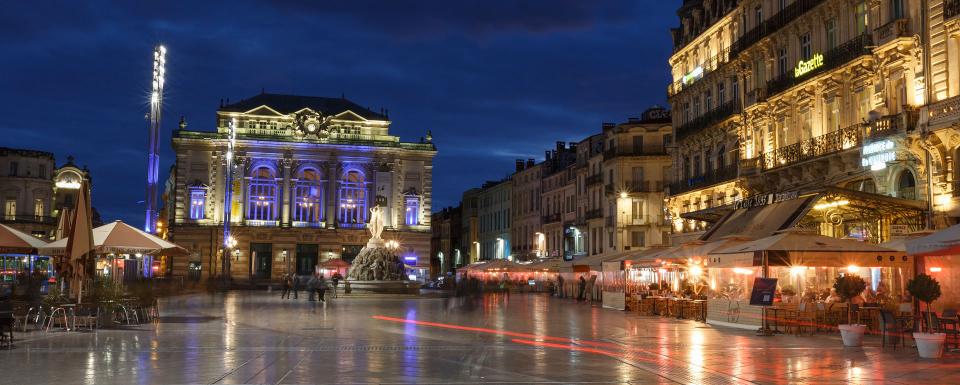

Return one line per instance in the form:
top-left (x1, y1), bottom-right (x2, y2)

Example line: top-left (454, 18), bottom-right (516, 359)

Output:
top-left (1, 292), bottom-right (957, 384)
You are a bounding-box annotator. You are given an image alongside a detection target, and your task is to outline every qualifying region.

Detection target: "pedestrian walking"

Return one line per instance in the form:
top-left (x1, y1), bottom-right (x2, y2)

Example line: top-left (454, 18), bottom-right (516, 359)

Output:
top-left (316, 274), bottom-right (328, 303)
top-left (307, 273), bottom-right (319, 301)
top-left (577, 275), bottom-right (586, 301)
top-left (292, 274), bottom-right (301, 299)
top-left (557, 275), bottom-right (565, 298)
top-left (281, 273), bottom-right (292, 299)
top-left (331, 272), bottom-right (342, 298)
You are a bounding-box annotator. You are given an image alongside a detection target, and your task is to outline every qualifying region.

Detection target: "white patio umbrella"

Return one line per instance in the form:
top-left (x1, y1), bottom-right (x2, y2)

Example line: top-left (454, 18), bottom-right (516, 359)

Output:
top-left (41, 220), bottom-right (187, 256)
top-left (63, 180), bottom-right (94, 302)
top-left (0, 223), bottom-right (49, 254)
top-left (906, 224), bottom-right (960, 256)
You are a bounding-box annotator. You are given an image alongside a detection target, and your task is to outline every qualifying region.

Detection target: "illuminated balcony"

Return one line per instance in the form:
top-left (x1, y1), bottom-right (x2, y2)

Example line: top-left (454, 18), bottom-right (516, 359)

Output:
top-left (756, 123), bottom-right (864, 171)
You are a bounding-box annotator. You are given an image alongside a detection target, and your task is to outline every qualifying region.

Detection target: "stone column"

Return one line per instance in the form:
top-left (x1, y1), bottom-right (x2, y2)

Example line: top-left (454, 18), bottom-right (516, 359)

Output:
top-left (280, 157), bottom-right (293, 227)
top-left (326, 162), bottom-right (338, 228)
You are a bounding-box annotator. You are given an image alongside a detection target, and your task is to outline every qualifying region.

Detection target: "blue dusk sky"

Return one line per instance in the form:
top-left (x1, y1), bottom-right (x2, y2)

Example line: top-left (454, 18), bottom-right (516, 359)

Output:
top-left (1, 0), bottom-right (681, 223)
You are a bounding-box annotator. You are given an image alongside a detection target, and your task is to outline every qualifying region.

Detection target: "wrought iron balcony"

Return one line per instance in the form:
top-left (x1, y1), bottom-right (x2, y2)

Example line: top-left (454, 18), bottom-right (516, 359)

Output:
top-left (874, 19), bottom-right (910, 47)
top-left (542, 213), bottom-right (561, 224)
top-left (675, 99), bottom-right (741, 142)
top-left (585, 208), bottom-right (603, 220)
top-left (731, 0), bottom-right (826, 56)
top-left (0, 215), bottom-right (57, 225)
top-left (766, 34), bottom-right (873, 97)
top-left (585, 174), bottom-right (603, 186)
top-left (758, 123), bottom-right (863, 171)
top-left (606, 181), bottom-right (662, 195)
top-left (928, 94), bottom-right (960, 128)
top-left (603, 148), bottom-right (668, 160)
top-left (667, 164), bottom-right (738, 196)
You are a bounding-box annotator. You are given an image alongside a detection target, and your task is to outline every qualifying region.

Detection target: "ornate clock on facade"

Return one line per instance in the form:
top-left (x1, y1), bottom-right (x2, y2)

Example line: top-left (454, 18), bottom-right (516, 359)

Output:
top-left (293, 110), bottom-right (332, 139)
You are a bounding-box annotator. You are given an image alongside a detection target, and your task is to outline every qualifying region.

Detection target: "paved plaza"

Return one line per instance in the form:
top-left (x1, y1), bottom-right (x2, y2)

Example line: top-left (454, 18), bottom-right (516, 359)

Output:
top-left (2, 292), bottom-right (959, 384)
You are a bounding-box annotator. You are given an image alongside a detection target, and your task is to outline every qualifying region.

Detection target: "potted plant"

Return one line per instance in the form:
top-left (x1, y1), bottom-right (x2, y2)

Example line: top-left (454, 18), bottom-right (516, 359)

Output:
top-left (907, 273), bottom-right (945, 358)
top-left (780, 285), bottom-right (797, 304)
top-left (833, 274), bottom-right (867, 347)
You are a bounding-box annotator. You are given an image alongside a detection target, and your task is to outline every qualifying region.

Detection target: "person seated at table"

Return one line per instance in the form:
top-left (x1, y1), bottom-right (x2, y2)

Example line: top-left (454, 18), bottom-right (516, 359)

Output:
top-left (863, 288), bottom-right (877, 304)
top-left (825, 288), bottom-right (842, 303)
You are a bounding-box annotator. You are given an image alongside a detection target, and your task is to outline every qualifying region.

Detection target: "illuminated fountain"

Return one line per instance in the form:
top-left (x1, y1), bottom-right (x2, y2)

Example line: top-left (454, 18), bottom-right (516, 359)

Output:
top-left (345, 206), bottom-right (419, 294)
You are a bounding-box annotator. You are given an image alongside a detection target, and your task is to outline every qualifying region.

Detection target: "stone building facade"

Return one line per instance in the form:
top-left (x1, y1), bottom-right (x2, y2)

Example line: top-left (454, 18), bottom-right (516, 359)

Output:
top-left (166, 93), bottom-right (436, 282)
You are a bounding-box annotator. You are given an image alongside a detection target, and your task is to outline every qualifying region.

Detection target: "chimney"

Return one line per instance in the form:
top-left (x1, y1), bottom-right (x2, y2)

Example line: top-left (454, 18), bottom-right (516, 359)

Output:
top-left (545, 150), bottom-right (552, 161)
top-left (527, 158), bottom-right (535, 168)
top-left (556, 141), bottom-right (565, 152)
top-left (515, 159), bottom-right (525, 172)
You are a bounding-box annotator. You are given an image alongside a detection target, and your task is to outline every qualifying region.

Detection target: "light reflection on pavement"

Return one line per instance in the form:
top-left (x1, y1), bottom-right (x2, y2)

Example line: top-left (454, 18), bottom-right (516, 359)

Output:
top-left (1, 291), bottom-right (958, 384)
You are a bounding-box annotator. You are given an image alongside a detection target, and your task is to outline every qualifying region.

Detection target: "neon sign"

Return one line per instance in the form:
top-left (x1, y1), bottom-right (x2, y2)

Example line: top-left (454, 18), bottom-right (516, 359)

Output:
top-left (794, 53), bottom-right (824, 78)
top-left (861, 140), bottom-right (896, 170)
top-left (682, 66), bottom-right (703, 84)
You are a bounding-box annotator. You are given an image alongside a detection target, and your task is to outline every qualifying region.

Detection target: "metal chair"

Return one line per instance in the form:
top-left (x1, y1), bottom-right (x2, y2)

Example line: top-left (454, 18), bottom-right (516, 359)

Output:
top-left (939, 309), bottom-right (959, 350)
top-left (879, 310), bottom-right (910, 349)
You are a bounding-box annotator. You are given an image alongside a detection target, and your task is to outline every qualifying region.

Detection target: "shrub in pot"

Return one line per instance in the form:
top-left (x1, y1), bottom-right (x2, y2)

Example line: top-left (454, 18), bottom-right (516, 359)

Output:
top-left (907, 273), bottom-right (945, 358)
top-left (780, 285), bottom-right (797, 303)
top-left (833, 274), bottom-right (867, 347)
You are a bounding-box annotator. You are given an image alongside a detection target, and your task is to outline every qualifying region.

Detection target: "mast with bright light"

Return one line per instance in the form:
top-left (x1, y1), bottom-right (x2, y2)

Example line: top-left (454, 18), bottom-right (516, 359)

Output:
top-left (222, 117), bottom-right (237, 280)
top-left (145, 44), bottom-right (166, 233)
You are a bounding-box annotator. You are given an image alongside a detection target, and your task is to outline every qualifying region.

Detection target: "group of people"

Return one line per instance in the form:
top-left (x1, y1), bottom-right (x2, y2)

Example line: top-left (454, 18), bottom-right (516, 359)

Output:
top-left (280, 271), bottom-right (343, 302)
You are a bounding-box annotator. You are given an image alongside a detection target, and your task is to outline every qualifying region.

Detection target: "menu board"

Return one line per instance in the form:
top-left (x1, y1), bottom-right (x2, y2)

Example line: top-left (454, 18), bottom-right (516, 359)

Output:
top-left (749, 278), bottom-right (778, 306)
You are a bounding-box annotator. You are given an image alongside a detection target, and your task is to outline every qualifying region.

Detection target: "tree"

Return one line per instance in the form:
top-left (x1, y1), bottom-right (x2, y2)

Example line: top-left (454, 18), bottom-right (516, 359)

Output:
top-left (833, 274), bottom-right (867, 324)
top-left (907, 273), bottom-right (942, 334)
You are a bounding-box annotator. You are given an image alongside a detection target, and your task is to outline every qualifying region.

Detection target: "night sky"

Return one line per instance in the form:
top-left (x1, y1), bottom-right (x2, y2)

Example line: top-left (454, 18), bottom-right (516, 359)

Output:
top-left (1, 0), bottom-right (680, 224)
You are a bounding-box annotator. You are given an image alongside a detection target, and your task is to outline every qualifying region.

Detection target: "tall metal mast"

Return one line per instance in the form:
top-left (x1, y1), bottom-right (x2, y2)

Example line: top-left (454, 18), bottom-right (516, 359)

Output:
top-left (222, 117), bottom-right (237, 281)
top-left (145, 44), bottom-right (166, 233)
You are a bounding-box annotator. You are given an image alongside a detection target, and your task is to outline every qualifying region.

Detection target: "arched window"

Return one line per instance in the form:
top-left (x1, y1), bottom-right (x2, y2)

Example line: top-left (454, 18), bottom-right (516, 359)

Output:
top-left (405, 195), bottom-right (421, 225)
top-left (247, 166), bottom-right (278, 222)
top-left (338, 170), bottom-right (367, 226)
top-left (897, 170), bottom-right (917, 200)
top-left (293, 168), bottom-right (324, 224)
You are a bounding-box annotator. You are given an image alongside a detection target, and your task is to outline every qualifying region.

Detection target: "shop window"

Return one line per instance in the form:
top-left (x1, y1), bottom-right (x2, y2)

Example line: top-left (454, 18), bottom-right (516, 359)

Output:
top-left (897, 171), bottom-right (917, 200)
top-left (338, 170), bottom-right (367, 226)
top-left (189, 187), bottom-right (206, 220)
top-left (246, 166), bottom-right (278, 222)
top-left (294, 168), bottom-right (324, 223)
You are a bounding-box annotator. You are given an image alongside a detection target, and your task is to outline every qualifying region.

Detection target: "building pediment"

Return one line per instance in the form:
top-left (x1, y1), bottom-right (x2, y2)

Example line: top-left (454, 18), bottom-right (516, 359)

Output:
top-left (244, 105), bottom-right (284, 117)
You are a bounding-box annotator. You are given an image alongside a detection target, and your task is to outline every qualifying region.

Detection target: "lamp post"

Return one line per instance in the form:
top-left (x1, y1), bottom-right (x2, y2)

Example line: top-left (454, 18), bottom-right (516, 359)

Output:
top-left (222, 118), bottom-right (237, 285)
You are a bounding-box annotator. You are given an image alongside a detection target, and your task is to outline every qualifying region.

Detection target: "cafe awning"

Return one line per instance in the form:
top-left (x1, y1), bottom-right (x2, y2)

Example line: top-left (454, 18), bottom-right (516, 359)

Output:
top-left (906, 223), bottom-right (960, 256)
top-left (701, 195), bottom-right (816, 242)
top-left (40, 220), bottom-right (188, 256)
top-left (0, 223), bottom-right (49, 254)
top-left (709, 230), bottom-right (905, 268)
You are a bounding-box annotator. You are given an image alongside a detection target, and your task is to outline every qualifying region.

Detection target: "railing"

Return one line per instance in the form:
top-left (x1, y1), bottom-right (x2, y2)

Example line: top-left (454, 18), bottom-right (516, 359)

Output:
top-left (731, 0), bottom-right (826, 56)
top-left (338, 222), bottom-right (367, 229)
top-left (675, 99), bottom-right (741, 141)
top-left (668, 47), bottom-right (731, 96)
top-left (759, 123), bottom-right (863, 170)
top-left (866, 110), bottom-right (918, 138)
top-left (928, 95), bottom-right (960, 127)
top-left (947, 0), bottom-right (960, 21)
top-left (874, 19), bottom-right (910, 46)
top-left (585, 174), bottom-right (603, 186)
top-left (0, 215), bottom-right (57, 225)
top-left (244, 219), bottom-right (279, 227)
top-left (291, 221), bottom-right (326, 228)
top-left (585, 208), bottom-right (603, 220)
top-left (766, 34), bottom-right (873, 97)
top-left (606, 181), bottom-right (662, 194)
top-left (542, 213), bottom-right (561, 223)
top-left (667, 164), bottom-right (739, 196)
top-left (603, 148), bottom-right (668, 160)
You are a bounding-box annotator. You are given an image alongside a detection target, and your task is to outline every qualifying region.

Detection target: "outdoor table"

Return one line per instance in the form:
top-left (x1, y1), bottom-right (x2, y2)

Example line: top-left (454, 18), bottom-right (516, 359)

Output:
top-left (767, 307), bottom-right (786, 334)
top-left (691, 300), bottom-right (707, 322)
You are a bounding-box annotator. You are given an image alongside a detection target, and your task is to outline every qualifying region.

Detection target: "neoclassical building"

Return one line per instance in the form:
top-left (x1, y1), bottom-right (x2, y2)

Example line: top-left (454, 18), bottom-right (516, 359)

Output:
top-left (667, 0), bottom-right (936, 244)
top-left (166, 93), bottom-right (436, 282)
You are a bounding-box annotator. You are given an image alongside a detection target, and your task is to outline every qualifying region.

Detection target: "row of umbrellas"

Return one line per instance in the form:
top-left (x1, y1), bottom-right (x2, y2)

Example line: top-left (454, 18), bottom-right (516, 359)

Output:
top-left (0, 220), bottom-right (186, 257)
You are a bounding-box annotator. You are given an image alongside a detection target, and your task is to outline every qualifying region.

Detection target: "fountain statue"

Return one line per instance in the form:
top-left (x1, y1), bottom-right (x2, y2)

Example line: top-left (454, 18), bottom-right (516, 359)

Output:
top-left (345, 205), bottom-right (418, 294)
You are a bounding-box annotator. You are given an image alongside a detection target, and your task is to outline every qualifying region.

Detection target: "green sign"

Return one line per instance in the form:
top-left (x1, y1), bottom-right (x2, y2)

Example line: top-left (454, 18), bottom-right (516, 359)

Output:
top-left (794, 53), bottom-right (824, 78)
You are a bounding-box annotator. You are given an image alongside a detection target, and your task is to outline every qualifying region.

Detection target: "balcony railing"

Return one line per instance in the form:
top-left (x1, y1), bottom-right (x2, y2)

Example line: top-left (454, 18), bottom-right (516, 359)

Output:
top-left (0, 215), bottom-right (57, 225)
top-left (606, 181), bottom-right (662, 195)
top-left (866, 110), bottom-right (918, 138)
top-left (585, 208), bottom-right (603, 220)
top-left (542, 213), bottom-right (561, 224)
top-left (667, 164), bottom-right (739, 196)
top-left (874, 19), bottom-right (910, 47)
top-left (947, 0), bottom-right (960, 21)
top-left (928, 95), bottom-right (960, 127)
top-left (731, 0), bottom-right (826, 56)
top-left (675, 99), bottom-right (741, 141)
top-left (603, 148), bottom-right (668, 160)
top-left (338, 222), bottom-right (367, 229)
top-left (668, 47), bottom-right (731, 97)
top-left (291, 221), bottom-right (326, 228)
top-left (244, 219), bottom-right (279, 227)
top-left (759, 123), bottom-right (863, 170)
top-left (766, 34), bottom-right (873, 97)
top-left (585, 174), bottom-right (603, 186)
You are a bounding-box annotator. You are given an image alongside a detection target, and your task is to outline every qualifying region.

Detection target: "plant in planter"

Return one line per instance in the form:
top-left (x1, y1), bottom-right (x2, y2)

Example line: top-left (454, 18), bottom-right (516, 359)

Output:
top-left (833, 274), bottom-right (867, 347)
top-left (907, 273), bottom-right (945, 358)
top-left (780, 285), bottom-right (797, 303)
